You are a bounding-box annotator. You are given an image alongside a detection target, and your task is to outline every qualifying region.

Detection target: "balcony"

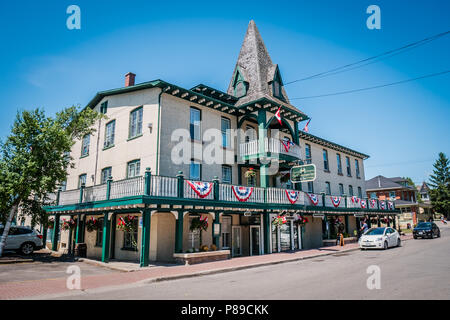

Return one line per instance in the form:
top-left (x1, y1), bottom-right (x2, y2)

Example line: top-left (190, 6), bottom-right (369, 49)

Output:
top-left (48, 173), bottom-right (398, 214)
top-left (239, 137), bottom-right (302, 161)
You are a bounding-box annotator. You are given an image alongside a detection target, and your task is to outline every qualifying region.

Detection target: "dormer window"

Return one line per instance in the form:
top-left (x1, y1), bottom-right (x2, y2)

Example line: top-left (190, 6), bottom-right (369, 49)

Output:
top-left (271, 67), bottom-right (284, 100)
top-left (233, 68), bottom-right (247, 98)
top-left (273, 80), bottom-right (281, 98)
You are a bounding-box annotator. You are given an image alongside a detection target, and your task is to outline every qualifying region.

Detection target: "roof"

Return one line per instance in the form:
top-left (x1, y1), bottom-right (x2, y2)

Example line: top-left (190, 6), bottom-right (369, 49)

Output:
top-left (299, 131), bottom-right (370, 159)
top-left (417, 182), bottom-right (430, 193)
top-left (366, 175), bottom-right (404, 191)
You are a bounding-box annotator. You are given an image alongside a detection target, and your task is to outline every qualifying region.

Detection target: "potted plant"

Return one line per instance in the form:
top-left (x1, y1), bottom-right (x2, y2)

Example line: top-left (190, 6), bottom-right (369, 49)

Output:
top-left (61, 218), bottom-right (77, 231)
top-left (117, 215), bottom-right (138, 248)
top-left (86, 217), bottom-right (101, 233)
top-left (295, 215), bottom-right (308, 226)
top-left (244, 167), bottom-right (257, 179)
top-left (272, 215), bottom-right (287, 228)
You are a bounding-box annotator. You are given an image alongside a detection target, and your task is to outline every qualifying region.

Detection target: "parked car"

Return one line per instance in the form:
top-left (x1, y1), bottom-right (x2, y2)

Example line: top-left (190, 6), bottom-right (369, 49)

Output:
top-left (0, 225), bottom-right (43, 255)
top-left (413, 222), bottom-right (440, 239)
top-left (359, 227), bottom-right (401, 250)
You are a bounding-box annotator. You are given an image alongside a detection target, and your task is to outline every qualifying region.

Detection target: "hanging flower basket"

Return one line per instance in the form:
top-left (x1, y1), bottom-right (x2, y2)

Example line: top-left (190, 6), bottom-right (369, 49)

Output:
top-left (189, 215), bottom-right (209, 249)
top-left (244, 168), bottom-right (257, 178)
top-left (295, 215), bottom-right (309, 226)
top-left (272, 215), bottom-right (287, 227)
top-left (86, 217), bottom-right (101, 233)
top-left (61, 218), bottom-right (77, 231)
top-left (47, 218), bottom-right (55, 229)
top-left (117, 215), bottom-right (138, 248)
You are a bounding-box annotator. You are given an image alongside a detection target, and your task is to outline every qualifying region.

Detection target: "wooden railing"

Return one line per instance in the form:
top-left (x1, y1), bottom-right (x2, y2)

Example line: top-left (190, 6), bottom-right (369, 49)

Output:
top-left (53, 172), bottom-right (397, 212)
top-left (239, 138), bottom-right (302, 159)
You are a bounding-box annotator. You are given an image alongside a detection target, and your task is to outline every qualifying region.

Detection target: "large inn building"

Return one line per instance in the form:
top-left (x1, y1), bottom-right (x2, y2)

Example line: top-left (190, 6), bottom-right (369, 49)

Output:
top-left (39, 21), bottom-right (398, 266)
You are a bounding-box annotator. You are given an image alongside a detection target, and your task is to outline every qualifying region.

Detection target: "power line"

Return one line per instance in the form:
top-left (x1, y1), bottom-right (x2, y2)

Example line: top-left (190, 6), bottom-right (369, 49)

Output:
top-left (290, 70), bottom-right (450, 100)
top-left (285, 30), bottom-right (450, 85)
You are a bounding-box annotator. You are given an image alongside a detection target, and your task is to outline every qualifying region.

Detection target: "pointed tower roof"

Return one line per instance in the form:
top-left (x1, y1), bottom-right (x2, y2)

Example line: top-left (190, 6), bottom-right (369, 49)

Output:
top-left (227, 20), bottom-right (290, 105)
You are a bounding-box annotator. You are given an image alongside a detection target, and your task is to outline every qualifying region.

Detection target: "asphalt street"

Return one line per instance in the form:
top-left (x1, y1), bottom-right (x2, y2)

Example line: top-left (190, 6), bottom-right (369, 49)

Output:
top-left (55, 224), bottom-right (450, 300)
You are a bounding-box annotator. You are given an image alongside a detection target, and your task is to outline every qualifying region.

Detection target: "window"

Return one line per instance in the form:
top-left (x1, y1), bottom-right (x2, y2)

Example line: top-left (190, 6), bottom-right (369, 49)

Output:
top-left (323, 149), bottom-right (329, 171)
top-left (95, 218), bottom-right (104, 247)
top-left (233, 70), bottom-right (247, 98)
top-left (81, 134), bottom-right (90, 157)
top-left (123, 218), bottom-right (138, 250)
top-left (389, 191), bottom-right (396, 200)
top-left (190, 108), bottom-right (201, 141)
top-left (370, 192), bottom-right (377, 199)
top-left (307, 181), bottom-right (314, 193)
top-left (336, 154), bottom-right (343, 175)
top-left (247, 175), bottom-right (256, 187)
top-left (346, 156), bottom-right (351, 176)
top-left (339, 183), bottom-right (344, 196)
top-left (221, 117), bottom-right (231, 148)
top-left (349, 185), bottom-right (354, 197)
top-left (245, 125), bottom-right (256, 143)
top-left (190, 161), bottom-right (201, 181)
top-left (358, 187), bottom-right (363, 198)
top-left (305, 144), bottom-right (312, 164)
top-left (100, 101), bottom-right (108, 114)
top-left (222, 165), bottom-right (232, 184)
top-left (78, 174), bottom-right (87, 188)
top-left (221, 216), bottom-right (232, 249)
top-left (101, 167), bottom-right (112, 184)
top-left (355, 159), bottom-right (360, 178)
top-left (273, 80), bottom-right (281, 98)
top-left (60, 181), bottom-right (67, 191)
top-left (325, 182), bottom-right (331, 195)
top-left (129, 107), bottom-right (143, 139)
top-left (104, 120), bottom-right (115, 148)
top-left (127, 160), bottom-right (141, 178)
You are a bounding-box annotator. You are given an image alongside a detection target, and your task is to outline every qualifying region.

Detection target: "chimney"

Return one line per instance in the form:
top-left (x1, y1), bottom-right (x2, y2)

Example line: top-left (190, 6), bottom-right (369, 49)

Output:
top-left (125, 72), bottom-right (136, 87)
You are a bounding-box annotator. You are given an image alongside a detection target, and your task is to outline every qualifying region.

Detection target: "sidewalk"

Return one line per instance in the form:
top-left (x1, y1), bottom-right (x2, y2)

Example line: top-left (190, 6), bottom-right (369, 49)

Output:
top-left (0, 234), bottom-right (413, 300)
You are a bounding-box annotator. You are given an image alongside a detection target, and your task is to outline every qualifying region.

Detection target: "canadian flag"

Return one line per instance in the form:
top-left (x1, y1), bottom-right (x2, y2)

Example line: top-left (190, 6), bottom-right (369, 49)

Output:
top-left (303, 119), bottom-right (311, 133)
top-left (275, 107), bottom-right (282, 125)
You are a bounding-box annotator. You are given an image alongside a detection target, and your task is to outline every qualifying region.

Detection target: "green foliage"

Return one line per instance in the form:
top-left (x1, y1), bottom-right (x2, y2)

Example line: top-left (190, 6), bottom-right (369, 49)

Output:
top-left (428, 153), bottom-right (450, 219)
top-left (0, 106), bottom-right (103, 224)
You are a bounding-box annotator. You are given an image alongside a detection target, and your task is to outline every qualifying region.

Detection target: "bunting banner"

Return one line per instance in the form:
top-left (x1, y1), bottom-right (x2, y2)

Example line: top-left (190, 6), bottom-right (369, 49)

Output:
top-left (285, 190), bottom-right (299, 204)
top-left (186, 181), bottom-right (213, 199)
top-left (351, 196), bottom-right (360, 204)
top-left (370, 199), bottom-right (377, 208)
top-left (331, 196), bottom-right (341, 208)
top-left (281, 139), bottom-right (294, 152)
top-left (388, 201), bottom-right (394, 210)
top-left (307, 193), bottom-right (319, 206)
top-left (379, 201), bottom-right (386, 210)
top-left (360, 200), bottom-right (367, 209)
top-left (232, 186), bottom-right (254, 202)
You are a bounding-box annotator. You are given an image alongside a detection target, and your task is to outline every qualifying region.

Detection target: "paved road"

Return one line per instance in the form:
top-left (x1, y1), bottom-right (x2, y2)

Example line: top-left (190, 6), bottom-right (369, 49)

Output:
top-left (55, 225), bottom-right (450, 300)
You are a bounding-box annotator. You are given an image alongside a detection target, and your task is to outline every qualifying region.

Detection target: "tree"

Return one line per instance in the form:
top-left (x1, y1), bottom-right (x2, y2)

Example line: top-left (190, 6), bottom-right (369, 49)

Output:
top-left (428, 153), bottom-right (450, 220)
top-left (0, 106), bottom-right (102, 257)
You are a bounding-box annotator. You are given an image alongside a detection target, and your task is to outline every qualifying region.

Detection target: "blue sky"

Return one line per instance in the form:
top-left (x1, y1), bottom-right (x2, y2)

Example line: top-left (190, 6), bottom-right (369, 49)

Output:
top-left (0, 0), bottom-right (449, 184)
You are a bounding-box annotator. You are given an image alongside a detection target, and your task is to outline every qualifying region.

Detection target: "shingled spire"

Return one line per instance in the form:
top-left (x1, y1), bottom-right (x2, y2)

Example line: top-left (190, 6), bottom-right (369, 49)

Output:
top-left (227, 20), bottom-right (290, 105)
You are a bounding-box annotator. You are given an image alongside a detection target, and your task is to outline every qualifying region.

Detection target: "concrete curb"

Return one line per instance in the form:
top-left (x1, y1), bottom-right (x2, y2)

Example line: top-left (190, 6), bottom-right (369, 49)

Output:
top-left (0, 258), bottom-right (34, 264)
top-left (77, 258), bottom-right (142, 273)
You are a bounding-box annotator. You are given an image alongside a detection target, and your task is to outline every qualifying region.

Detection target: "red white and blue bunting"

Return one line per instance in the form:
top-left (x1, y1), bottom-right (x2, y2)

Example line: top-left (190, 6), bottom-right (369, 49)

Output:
top-left (186, 181), bottom-right (213, 199)
top-left (370, 199), bottom-right (377, 208)
top-left (232, 186), bottom-right (254, 202)
top-left (281, 139), bottom-right (294, 152)
top-left (330, 196), bottom-right (341, 208)
top-left (285, 190), bottom-right (300, 204)
top-left (360, 200), bottom-right (367, 209)
top-left (307, 193), bottom-right (319, 206)
top-left (388, 201), bottom-right (394, 210)
top-left (379, 201), bottom-right (386, 210)
top-left (351, 196), bottom-right (360, 204)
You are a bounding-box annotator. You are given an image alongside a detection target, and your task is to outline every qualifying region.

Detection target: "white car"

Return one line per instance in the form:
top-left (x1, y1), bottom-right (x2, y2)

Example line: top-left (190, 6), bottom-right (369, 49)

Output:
top-left (0, 225), bottom-right (44, 255)
top-left (359, 227), bottom-right (401, 250)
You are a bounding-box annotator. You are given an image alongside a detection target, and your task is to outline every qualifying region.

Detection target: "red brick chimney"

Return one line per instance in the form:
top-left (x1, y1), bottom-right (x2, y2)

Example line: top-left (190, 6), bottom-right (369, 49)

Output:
top-left (125, 72), bottom-right (136, 87)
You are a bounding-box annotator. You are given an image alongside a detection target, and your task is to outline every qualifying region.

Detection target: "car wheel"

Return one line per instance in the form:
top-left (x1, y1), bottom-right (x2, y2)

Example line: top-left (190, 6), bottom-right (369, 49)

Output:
top-left (413, 235), bottom-right (417, 239)
top-left (397, 238), bottom-right (401, 247)
top-left (19, 242), bottom-right (35, 255)
top-left (437, 231), bottom-right (441, 238)
top-left (384, 241), bottom-right (388, 250)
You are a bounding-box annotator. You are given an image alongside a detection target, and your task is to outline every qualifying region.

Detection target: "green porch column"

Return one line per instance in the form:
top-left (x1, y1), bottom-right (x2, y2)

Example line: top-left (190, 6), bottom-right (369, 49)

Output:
top-left (52, 214), bottom-right (60, 251)
top-left (377, 215), bottom-right (381, 227)
top-left (344, 215), bottom-right (349, 234)
top-left (140, 209), bottom-right (151, 267)
top-left (263, 211), bottom-right (271, 254)
top-left (175, 211), bottom-right (184, 253)
top-left (42, 227), bottom-right (48, 245)
top-left (258, 109), bottom-right (270, 188)
top-left (75, 214), bottom-right (83, 244)
top-left (101, 212), bottom-right (111, 263)
top-left (293, 120), bottom-right (300, 145)
top-left (393, 215), bottom-right (397, 229)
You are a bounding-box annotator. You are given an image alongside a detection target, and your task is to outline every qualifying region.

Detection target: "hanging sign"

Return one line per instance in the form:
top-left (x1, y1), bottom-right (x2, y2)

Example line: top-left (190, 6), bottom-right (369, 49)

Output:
top-left (290, 164), bottom-right (316, 183)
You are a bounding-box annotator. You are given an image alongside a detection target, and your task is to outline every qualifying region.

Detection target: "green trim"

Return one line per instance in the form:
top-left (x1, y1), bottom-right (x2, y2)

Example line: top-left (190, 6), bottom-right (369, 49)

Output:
top-left (140, 209), bottom-right (151, 267)
top-left (79, 154), bottom-right (89, 159)
top-left (102, 144), bottom-right (115, 151)
top-left (101, 213), bottom-right (111, 263)
top-left (175, 211), bottom-right (184, 253)
top-left (127, 133), bottom-right (143, 142)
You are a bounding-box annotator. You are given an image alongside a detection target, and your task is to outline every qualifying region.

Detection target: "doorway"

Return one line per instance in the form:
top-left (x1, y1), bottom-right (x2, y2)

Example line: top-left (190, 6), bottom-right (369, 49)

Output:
top-left (250, 226), bottom-right (261, 256)
top-left (232, 226), bottom-right (242, 257)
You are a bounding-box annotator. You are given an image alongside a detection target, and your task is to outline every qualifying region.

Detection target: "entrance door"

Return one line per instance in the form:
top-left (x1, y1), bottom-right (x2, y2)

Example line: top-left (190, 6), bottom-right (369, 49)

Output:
top-left (232, 226), bottom-right (242, 257)
top-left (250, 226), bottom-right (261, 256)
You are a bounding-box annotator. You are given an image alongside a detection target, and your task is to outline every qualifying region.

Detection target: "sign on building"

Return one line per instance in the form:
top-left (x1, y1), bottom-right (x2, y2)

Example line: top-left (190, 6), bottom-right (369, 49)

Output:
top-left (290, 164), bottom-right (316, 183)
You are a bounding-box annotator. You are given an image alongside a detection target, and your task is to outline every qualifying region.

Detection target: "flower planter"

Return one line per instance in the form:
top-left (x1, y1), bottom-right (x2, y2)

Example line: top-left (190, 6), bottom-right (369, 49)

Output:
top-left (173, 250), bottom-right (231, 265)
top-left (322, 237), bottom-right (358, 247)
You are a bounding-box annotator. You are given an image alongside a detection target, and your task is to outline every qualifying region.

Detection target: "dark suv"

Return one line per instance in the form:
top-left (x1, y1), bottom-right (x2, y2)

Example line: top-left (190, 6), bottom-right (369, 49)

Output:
top-left (413, 222), bottom-right (441, 239)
